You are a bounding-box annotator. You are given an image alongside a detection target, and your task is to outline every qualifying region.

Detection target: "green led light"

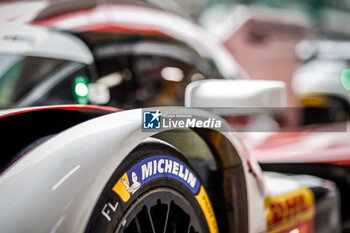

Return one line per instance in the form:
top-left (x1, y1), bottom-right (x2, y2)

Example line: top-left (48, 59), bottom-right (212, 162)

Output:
top-left (341, 69), bottom-right (350, 90)
top-left (74, 76), bottom-right (88, 97)
top-left (74, 76), bottom-right (89, 104)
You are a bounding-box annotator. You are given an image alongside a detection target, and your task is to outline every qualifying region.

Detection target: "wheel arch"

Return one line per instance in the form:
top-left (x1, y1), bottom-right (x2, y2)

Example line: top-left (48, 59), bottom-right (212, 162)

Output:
top-left (153, 128), bottom-right (249, 232)
top-left (0, 107), bottom-right (264, 233)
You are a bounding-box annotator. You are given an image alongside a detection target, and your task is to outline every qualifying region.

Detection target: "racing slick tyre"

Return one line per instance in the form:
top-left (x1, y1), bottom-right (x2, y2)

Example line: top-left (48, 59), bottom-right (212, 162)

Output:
top-left (85, 140), bottom-right (219, 233)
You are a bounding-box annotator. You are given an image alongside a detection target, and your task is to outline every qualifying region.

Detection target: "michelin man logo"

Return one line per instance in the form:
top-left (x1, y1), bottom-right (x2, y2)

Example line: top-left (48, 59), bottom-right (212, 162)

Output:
top-left (121, 172), bottom-right (141, 195)
top-left (143, 110), bottom-right (161, 129)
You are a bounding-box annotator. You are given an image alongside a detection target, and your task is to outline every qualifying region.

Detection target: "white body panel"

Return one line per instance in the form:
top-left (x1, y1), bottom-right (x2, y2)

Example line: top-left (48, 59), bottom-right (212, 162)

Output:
top-left (0, 22), bottom-right (93, 64)
top-left (0, 107), bottom-right (266, 233)
top-left (185, 79), bottom-right (286, 115)
top-left (35, 4), bottom-right (243, 79)
top-left (293, 54), bottom-right (350, 101)
top-left (0, 1), bottom-right (48, 23)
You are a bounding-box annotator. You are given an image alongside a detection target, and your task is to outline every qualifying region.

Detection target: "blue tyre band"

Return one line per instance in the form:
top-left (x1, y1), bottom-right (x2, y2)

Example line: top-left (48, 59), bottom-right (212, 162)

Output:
top-left (113, 155), bottom-right (200, 202)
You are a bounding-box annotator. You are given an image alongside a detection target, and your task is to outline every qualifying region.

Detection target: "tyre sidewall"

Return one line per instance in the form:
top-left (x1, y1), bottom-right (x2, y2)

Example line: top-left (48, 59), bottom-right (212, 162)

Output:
top-left (85, 141), bottom-right (211, 233)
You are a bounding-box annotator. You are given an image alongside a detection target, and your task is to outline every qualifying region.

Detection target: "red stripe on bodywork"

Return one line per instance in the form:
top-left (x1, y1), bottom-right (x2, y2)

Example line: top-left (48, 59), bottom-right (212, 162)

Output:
top-left (0, 105), bottom-right (120, 119)
top-left (74, 23), bottom-right (170, 37)
top-left (319, 160), bottom-right (350, 166)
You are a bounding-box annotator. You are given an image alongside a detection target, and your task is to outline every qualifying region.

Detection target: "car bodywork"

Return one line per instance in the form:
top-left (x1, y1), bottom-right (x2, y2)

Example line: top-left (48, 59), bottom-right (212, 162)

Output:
top-left (0, 0), bottom-right (241, 78)
top-left (0, 1), bottom-right (246, 109)
top-left (0, 1), bottom-right (343, 232)
top-left (249, 39), bottom-right (350, 231)
top-left (0, 105), bottom-right (340, 233)
top-left (0, 22), bottom-right (95, 108)
top-left (248, 123), bottom-right (350, 231)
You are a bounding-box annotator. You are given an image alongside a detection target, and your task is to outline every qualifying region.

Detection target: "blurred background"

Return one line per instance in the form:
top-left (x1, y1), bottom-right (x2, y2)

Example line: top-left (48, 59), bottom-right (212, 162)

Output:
top-left (0, 0), bottom-right (349, 127)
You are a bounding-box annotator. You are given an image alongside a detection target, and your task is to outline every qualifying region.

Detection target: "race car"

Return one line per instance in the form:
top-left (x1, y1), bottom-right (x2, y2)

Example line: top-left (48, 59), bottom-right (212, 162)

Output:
top-left (0, 79), bottom-right (341, 233)
top-left (247, 39), bottom-right (350, 232)
top-left (293, 39), bottom-right (350, 125)
top-left (0, 0), bottom-right (243, 109)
